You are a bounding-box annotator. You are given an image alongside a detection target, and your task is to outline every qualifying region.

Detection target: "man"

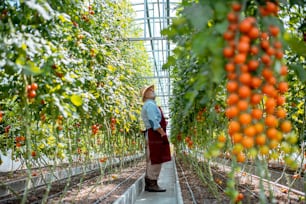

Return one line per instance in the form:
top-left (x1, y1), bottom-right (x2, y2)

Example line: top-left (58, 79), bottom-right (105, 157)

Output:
top-left (140, 84), bottom-right (171, 192)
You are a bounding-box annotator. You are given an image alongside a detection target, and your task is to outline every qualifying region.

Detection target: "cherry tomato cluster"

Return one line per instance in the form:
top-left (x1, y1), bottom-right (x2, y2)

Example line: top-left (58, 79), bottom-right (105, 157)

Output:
top-left (27, 83), bottom-right (38, 99)
top-left (99, 157), bottom-right (107, 163)
top-left (92, 124), bottom-right (99, 135)
top-left (31, 151), bottom-right (37, 157)
top-left (196, 107), bottom-right (206, 122)
top-left (81, 5), bottom-right (95, 22)
top-left (111, 118), bottom-right (116, 131)
top-left (56, 115), bottom-right (64, 131)
top-left (185, 136), bottom-right (193, 149)
top-left (15, 135), bottom-right (25, 148)
top-left (222, 1), bottom-right (292, 162)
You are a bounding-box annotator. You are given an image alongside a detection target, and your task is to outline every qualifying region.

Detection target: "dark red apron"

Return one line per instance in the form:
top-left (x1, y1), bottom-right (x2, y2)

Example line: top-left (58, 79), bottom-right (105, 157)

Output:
top-left (147, 107), bottom-right (171, 164)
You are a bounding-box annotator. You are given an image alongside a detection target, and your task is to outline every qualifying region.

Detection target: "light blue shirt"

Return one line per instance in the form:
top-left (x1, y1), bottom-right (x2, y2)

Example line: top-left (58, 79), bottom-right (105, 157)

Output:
top-left (141, 99), bottom-right (161, 130)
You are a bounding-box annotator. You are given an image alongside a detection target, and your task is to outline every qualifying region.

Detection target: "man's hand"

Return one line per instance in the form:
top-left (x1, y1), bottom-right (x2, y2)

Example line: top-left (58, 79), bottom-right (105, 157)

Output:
top-left (161, 135), bottom-right (169, 145)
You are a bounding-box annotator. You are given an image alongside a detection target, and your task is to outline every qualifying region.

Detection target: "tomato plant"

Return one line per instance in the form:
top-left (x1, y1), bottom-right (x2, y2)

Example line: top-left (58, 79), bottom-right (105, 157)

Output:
top-left (0, 0), bottom-right (151, 172)
top-left (162, 0), bottom-right (305, 202)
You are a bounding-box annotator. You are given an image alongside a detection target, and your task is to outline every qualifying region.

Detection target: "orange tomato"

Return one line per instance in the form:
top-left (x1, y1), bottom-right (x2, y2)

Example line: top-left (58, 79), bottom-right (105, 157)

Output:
top-left (261, 40), bottom-right (270, 50)
top-left (227, 12), bottom-right (238, 23)
top-left (248, 27), bottom-right (260, 39)
top-left (242, 136), bottom-right (254, 148)
top-left (269, 25), bottom-right (280, 36)
top-left (278, 82), bottom-right (288, 93)
top-left (239, 19), bottom-right (252, 33)
top-left (244, 126), bottom-right (256, 137)
top-left (225, 62), bottom-right (236, 72)
top-left (250, 93), bottom-right (262, 105)
top-left (266, 128), bottom-right (278, 139)
top-left (238, 85), bottom-right (251, 98)
top-left (262, 84), bottom-right (276, 97)
top-left (280, 120), bottom-right (292, 133)
top-left (226, 106), bottom-right (239, 119)
top-left (240, 64), bottom-right (249, 72)
top-left (248, 60), bottom-right (259, 71)
top-left (232, 133), bottom-right (243, 143)
top-left (237, 100), bottom-right (248, 111)
top-left (227, 80), bottom-right (239, 92)
top-left (275, 49), bottom-right (283, 59)
top-left (231, 2), bottom-right (242, 12)
top-left (255, 134), bottom-right (266, 146)
top-left (254, 123), bottom-right (264, 134)
top-left (266, 2), bottom-right (278, 15)
top-left (229, 120), bottom-right (241, 135)
top-left (227, 93), bottom-right (239, 105)
top-left (237, 41), bottom-right (250, 53)
top-left (223, 31), bottom-right (235, 41)
top-left (218, 134), bottom-right (227, 143)
top-left (265, 115), bottom-right (278, 127)
top-left (239, 72), bottom-right (252, 85)
top-left (224, 47), bottom-right (235, 58)
top-left (280, 65), bottom-right (288, 76)
top-left (236, 152), bottom-right (246, 163)
top-left (239, 113), bottom-right (252, 125)
top-left (276, 95), bottom-right (285, 106)
top-left (265, 97), bottom-right (276, 110)
top-left (251, 108), bottom-right (263, 120)
top-left (262, 68), bottom-right (273, 80)
top-left (251, 76), bottom-right (262, 88)
top-left (276, 108), bottom-right (287, 119)
top-left (250, 45), bottom-right (259, 55)
top-left (261, 54), bottom-right (271, 65)
top-left (274, 41), bottom-right (282, 49)
top-left (234, 53), bottom-right (247, 64)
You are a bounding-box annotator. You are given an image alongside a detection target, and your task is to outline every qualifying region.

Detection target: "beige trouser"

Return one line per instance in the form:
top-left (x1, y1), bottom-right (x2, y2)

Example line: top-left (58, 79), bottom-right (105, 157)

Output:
top-left (145, 140), bottom-right (162, 180)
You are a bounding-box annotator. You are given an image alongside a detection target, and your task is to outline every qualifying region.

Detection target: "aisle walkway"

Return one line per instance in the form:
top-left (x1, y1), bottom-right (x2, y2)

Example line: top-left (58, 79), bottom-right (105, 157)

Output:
top-left (135, 159), bottom-right (183, 204)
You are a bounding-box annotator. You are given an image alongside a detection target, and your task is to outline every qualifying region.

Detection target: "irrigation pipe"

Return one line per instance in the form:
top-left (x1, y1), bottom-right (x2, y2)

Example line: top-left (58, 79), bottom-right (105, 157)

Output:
top-left (31, 168), bottom-right (100, 204)
top-left (213, 161), bottom-right (305, 197)
top-left (176, 158), bottom-right (197, 204)
top-left (243, 171), bottom-right (305, 196)
top-left (211, 165), bottom-right (259, 199)
top-left (93, 167), bottom-right (145, 204)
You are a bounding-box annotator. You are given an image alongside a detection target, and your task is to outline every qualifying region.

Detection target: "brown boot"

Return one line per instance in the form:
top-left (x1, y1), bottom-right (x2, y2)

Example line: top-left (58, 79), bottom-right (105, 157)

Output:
top-left (144, 177), bottom-right (150, 191)
top-left (148, 180), bottom-right (166, 192)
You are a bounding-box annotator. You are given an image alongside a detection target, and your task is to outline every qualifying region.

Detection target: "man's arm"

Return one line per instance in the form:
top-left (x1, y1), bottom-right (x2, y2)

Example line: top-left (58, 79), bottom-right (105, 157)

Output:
top-left (146, 103), bottom-right (167, 137)
top-left (156, 127), bottom-right (166, 137)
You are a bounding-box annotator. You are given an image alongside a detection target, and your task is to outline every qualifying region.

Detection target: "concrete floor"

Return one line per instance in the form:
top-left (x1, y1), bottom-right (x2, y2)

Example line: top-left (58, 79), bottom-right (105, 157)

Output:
top-left (135, 160), bottom-right (179, 204)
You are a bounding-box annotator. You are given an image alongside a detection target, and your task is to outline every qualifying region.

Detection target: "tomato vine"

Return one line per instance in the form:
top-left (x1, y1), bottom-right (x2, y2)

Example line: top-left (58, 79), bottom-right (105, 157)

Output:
top-left (0, 0), bottom-right (151, 167)
top-left (163, 0), bottom-right (305, 202)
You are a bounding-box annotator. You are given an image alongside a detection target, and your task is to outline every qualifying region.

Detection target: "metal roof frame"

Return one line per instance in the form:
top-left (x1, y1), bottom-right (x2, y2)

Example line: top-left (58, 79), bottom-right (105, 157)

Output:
top-left (129, 0), bottom-right (180, 123)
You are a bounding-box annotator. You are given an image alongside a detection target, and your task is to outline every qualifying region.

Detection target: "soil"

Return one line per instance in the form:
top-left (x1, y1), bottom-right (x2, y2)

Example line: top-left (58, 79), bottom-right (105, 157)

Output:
top-left (0, 162), bottom-right (85, 183)
top-left (175, 156), bottom-right (303, 204)
top-left (47, 161), bottom-right (146, 204)
top-left (0, 156), bottom-right (304, 204)
top-left (0, 160), bottom-right (146, 204)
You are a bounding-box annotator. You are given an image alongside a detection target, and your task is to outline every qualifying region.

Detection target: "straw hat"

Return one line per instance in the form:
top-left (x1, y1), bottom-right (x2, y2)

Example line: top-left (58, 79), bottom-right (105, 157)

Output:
top-left (140, 84), bottom-right (154, 101)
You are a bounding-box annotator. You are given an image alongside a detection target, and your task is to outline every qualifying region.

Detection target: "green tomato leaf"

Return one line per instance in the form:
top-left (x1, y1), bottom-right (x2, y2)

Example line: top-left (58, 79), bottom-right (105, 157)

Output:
top-left (71, 95), bottom-right (83, 107)
top-left (27, 61), bottom-right (42, 75)
top-left (211, 59), bottom-right (224, 83)
top-left (16, 55), bottom-right (26, 66)
top-left (184, 3), bottom-right (212, 30)
top-left (290, 64), bottom-right (306, 82)
top-left (214, 2), bottom-right (227, 20)
top-left (284, 33), bottom-right (306, 57)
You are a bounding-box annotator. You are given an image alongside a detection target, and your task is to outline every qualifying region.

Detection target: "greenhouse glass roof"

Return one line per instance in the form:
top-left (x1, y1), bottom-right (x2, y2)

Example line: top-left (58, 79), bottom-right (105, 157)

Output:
top-left (130, 0), bottom-right (181, 123)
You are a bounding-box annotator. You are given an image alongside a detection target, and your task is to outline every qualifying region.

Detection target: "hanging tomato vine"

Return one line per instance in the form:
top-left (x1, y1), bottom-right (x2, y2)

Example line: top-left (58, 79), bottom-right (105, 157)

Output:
top-left (0, 0), bottom-right (151, 169)
top-left (163, 0), bottom-right (305, 202)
